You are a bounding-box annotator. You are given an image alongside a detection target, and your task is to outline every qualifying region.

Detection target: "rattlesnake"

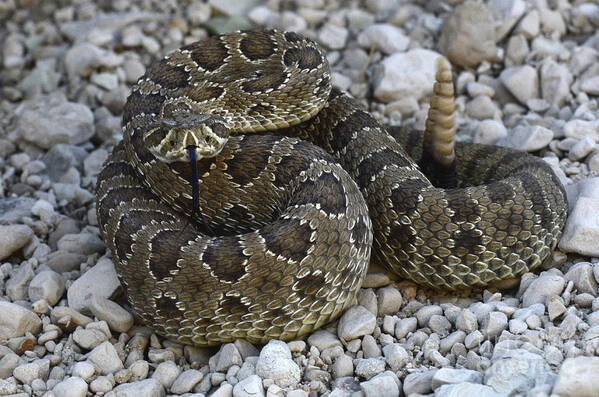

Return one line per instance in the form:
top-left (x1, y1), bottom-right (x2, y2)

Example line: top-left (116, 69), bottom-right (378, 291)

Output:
top-left (96, 30), bottom-right (568, 346)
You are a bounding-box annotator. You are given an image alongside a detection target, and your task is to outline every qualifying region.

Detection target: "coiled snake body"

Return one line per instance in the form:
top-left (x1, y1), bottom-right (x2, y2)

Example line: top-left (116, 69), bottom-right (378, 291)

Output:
top-left (96, 30), bottom-right (568, 346)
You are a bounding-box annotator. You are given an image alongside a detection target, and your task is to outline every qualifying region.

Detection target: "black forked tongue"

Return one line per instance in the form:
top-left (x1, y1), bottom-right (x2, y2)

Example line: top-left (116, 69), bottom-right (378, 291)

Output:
top-left (185, 146), bottom-right (213, 235)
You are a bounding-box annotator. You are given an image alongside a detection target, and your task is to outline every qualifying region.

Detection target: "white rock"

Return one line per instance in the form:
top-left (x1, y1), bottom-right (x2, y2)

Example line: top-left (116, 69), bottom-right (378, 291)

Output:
top-left (72, 361), bottom-right (95, 382)
top-left (540, 8), bottom-right (566, 36)
top-left (113, 378), bottom-right (165, 397)
top-left (360, 373), bottom-right (400, 397)
top-left (17, 94), bottom-right (95, 149)
top-left (487, 0), bottom-right (527, 41)
top-left (569, 136), bottom-right (596, 161)
top-left (331, 354), bottom-right (353, 378)
top-left (540, 59), bottom-right (572, 107)
top-left (382, 343), bottom-right (409, 371)
top-left (438, 1), bottom-right (497, 67)
top-left (13, 359), bottom-right (50, 384)
top-left (432, 368), bottom-right (483, 389)
top-left (67, 257), bottom-right (121, 314)
top-left (553, 357), bottom-right (599, 396)
top-left (233, 374), bottom-right (264, 397)
top-left (499, 65), bottom-right (539, 105)
top-left (484, 350), bottom-right (554, 395)
top-left (52, 376), bottom-right (88, 397)
top-left (256, 340), bottom-right (300, 388)
top-left (357, 24), bottom-right (409, 55)
top-left (0, 224), bottom-right (34, 260)
top-left (0, 301), bottom-right (42, 340)
top-left (515, 10), bottom-right (540, 39)
top-left (374, 49), bottom-right (442, 103)
top-left (559, 196), bottom-right (599, 257)
top-left (466, 96), bottom-right (501, 120)
top-left (28, 270), bottom-right (66, 306)
top-left (435, 382), bottom-right (503, 397)
top-left (57, 232), bottom-right (104, 255)
top-left (152, 360), bottom-right (180, 389)
top-left (89, 296), bottom-right (133, 333)
top-left (355, 358), bottom-right (386, 380)
top-left (170, 369), bottom-right (203, 394)
top-left (337, 305), bottom-right (376, 340)
top-left (318, 24), bottom-right (348, 50)
top-left (521, 271), bottom-right (566, 307)
top-left (87, 341), bottom-right (124, 374)
top-left (403, 370), bottom-right (436, 395)
top-left (497, 125), bottom-right (553, 152)
top-left (563, 119), bottom-right (599, 142)
top-left (581, 76), bottom-right (599, 96)
top-left (211, 383), bottom-right (234, 397)
top-left (473, 120), bottom-right (508, 145)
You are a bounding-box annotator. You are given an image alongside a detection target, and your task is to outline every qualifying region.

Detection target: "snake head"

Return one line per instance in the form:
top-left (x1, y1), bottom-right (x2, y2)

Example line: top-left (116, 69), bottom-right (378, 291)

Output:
top-left (149, 102), bottom-right (230, 163)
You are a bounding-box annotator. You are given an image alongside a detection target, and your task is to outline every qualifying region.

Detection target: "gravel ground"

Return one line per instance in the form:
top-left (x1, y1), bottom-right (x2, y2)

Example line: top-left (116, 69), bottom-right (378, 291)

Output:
top-left (1, 0), bottom-right (599, 396)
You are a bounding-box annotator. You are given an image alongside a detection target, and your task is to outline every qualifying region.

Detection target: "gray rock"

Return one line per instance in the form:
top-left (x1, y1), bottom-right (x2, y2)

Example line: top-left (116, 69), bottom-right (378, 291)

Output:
top-left (403, 370), bottom-right (436, 395)
top-left (307, 330), bottom-right (342, 351)
top-left (376, 287), bottom-right (402, 316)
top-left (355, 358), bottom-right (386, 380)
top-left (170, 369), bottom-right (203, 394)
top-left (28, 270), bottom-right (65, 306)
top-left (466, 95), bottom-right (501, 120)
top-left (415, 305), bottom-right (443, 327)
top-left (13, 358), bottom-right (50, 384)
top-left (84, 149), bottom-right (109, 177)
top-left (17, 94), bottom-right (94, 149)
top-left (256, 340), bottom-right (300, 388)
top-left (0, 301), bottom-right (42, 340)
top-left (382, 343), bottom-right (409, 371)
top-left (5, 260), bottom-right (34, 301)
top-left (72, 361), bottom-right (95, 381)
top-left (210, 382), bottom-right (233, 397)
top-left (499, 65), bottom-right (539, 105)
top-left (0, 225), bottom-right (33, 260)
top-left (484, 349), bottom-right (554, 395)
top-left (521, 272), bottom-right (566, 307)
top-left (215, 343), bottom-right (243, 373)
top-left (456, 309), bottom-right (478, 333)
top-left (233, 374), bottom-right (264, 397)
top-left (482, 311), bottom-right (508, 339)
top-left (331, 354), bottom-right (353, 379)
top-left (565, 262), bottom-right (598, 296)
top-left (337, 305), bottom-right (376, 340)
top-left (431, 368), bottom-right (483, 389)
top-left (540, 59), bottom-right (572, 107)
top-left (60, 12), bottom-right (165, 42)
top-left (357, 288), bottom-right (378, 316)
top-left (440, 330), bottom-right (466, 354)
top-left (89, 296), bottom-right (134, 333)
top-left (357, 24), bottom-right (409, 54)
top-left (113, 378), bottom-right (165, 397)
top-left (0, 198), bottom-right (35, 225)
top-left (559, 195), bottom-right (599, 257)
top-left (473, 120), bottom-right (508, 145)
top-left (515, 10), bottom-right (540, 39)
top-left (87, 341), bottom-right (124, 374)
top-left (67, 257), bottom-right (121, 314)
top-left (563, 119), bottom-right (599, 142)
top-left (569, 137), bottom-right (596, 161)
top-left (464, 330), bottom-right (484, 349)
top-left (553, 356), bottom-right (599, 397)
top-left (395, 317), bottom-right (417, 339)
top-left (57, 232), bottom-right (104, 255)
top-left (361, 335), bottom-right (381, 358)
top-left (438, 1), bottom-right (497, 67)
top-left (0, 353), bottom-right (20, 379)
top-left (435, 382), bottom-right (503, 397)
top-left (52, 376), bottom-right (88, 397)
top-left (498, 125), bottom-right (553, 152)
top-left (42, 144), bottom-right (88, 182)
top-left (428, 315), bottom-right (452, 338)
top-left (487, 0), bottom-right (527, 40)
top-left (0, 378), bottom-right (18, 395)
top-left (152, 360), bottom-right (180, 389)
top-left (318, 24), bottom-right (348, 50)
top-left (374, 49), bottom-right (442, 103)
top-left (360, 373), bottom-right (400, 397)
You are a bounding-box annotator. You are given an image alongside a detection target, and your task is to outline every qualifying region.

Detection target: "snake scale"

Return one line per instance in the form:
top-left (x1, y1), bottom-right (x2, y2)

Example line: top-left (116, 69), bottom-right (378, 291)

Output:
top-left (96, 30), bottom-right (568, 346)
